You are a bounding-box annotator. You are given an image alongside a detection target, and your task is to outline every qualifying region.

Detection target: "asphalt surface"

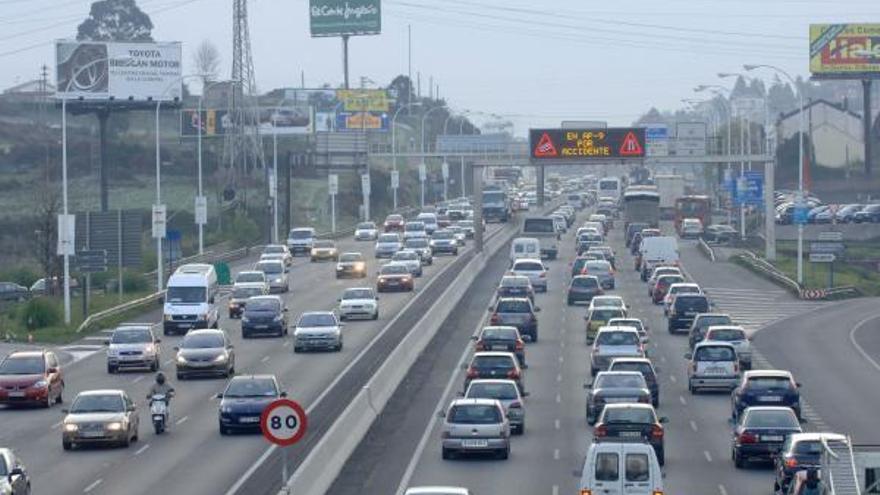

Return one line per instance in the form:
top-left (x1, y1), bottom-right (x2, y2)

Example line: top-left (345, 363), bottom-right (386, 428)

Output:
top-left (335, 214), bottom-right (841, 495)
top-left (0, 227), bottom-right (502, 495)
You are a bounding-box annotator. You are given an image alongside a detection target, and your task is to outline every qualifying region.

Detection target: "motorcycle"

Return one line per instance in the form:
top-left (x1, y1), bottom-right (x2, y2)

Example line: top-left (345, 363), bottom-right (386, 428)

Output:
top-left (150, 393), bottom-right (173, 434)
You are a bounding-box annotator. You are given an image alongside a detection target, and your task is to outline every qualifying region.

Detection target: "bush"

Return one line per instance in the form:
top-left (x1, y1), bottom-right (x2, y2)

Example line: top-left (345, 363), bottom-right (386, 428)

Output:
top-left (0, 266), bottom-right (40, 287)
top-left (122, 270), bottom-right (149, 292)
top-left (228, 212), bottom-right (260, 248)
top-left (19, 297), bottom-right (62, 329)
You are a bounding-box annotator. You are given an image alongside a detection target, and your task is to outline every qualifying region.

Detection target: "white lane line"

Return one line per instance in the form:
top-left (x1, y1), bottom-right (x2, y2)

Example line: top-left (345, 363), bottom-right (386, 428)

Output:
top-left (553, 448), bottom-right (560, 460)
top-left (261, 356), bottom-right (270, 363)
top-left (132, 376), bottom-right (144, 384)
top-left (719, 484), bottom-right (729, 495)
top-left (669, 375), bottom-right (677, 383)
top-left (175, 416), bottom-right (189, 426)
top-left (558, 356), bottom-right (564, 364)
top-left (690, 420), bottom-right (698, 432)
top-left (134, 444), bottom-right (150, 456)
top-left (679, 396), bottom-right (687, 406)
top-left (163, 359), bottom-right (173, 366)
top-left (83, 479), bottom-right (102, 493)
top-left (555, 419), bottom-right (560, 430)
top-left (849, 313), bottom-right (880, 373)
top-left (552, 485), bottom-right (559, 495)
top-left (52, 421), bottom-right (63, 430)
top-left (556, 373), bottom-right (562, 382)
top-left (704, 450), bottom-right (713, 462)
top-left (556, 393), bottom-right (561, 404)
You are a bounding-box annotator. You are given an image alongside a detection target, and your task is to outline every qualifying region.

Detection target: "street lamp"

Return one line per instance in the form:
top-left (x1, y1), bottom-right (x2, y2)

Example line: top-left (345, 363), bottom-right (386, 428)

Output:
top-left (745, 63), bottom-right (805, 284)
top-left (695, 85), bottom-right (735, 225)
top-left (391, 101), bottom-right (423, 209)
top-left (420, 105), bottom-right (448, 207)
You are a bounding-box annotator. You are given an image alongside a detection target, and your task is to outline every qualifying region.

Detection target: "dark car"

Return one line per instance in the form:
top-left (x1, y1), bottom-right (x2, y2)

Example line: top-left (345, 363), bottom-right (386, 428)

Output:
top-left (0, 448), bottom-right (29, 495)
top-left (774, 433), bottom-right (846, 493)
top-left (383, 214), bottom-right (405, 232)
top-left (732, 406), bottom-right (802, 468)
top-left (496, 276), bottom-right (535, 303)
top-left (608, 357), bottom-right (660, 407)
top-left (571, 255), bottom-right (601, 277)
top-left (227, 285), bottom-right (266, 318)
top-left (429, 230), bottom-right (459, 255)
top-left (567, 275), bottom-right (603, 306)
top-left (688, 313), bottom-right (733, 349)
top-left (854, 204), bottom-right (880, 223)
top-left (732, 370), bottom-right (801, 421)
top-left (241, 296), bottom-right (288, 338)
top-left (668, 294), bottom-right (710, 334)
top-left (651, 274), bottom-right (685, 304)
top-left (0, 350), bottom-right (64, 408)
top-left (473, 326), bottom-right (526, 366)
top-left (175, 329), bottom-right (235, 379)
top-left (835, 203), bottom-right (863, 223)
top-left (784, 469), bottom-right (825, 495)
top-left (464, 352), bottom-right (524, 393)
top-left (489, 297), bottom-right (540, 342)
top-left (703, 224), bottom-right (737, 244)
top-left (376, 263), bottom-right (414, 292)
top-left (585, 371), bottom-right (652, 425)
top-left (593, 403), bottom-right (668, 465)
top-left (218, 374), bottom-right (286, 435)
top-left (629, 232), bottom-right (644, 256)
top-left (0, 282), bottom-right (29, 302)
top-left (625, 222), bottom-right (649, 248)
top-left (576, 233), bottom-right (603, 255)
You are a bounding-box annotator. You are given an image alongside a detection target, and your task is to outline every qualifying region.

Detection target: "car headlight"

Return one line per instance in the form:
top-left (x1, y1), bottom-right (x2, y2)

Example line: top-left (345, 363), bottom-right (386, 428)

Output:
top-left (106, 422), bottom-right (123, 431)
top-left (177, 355), bottom-right (188, 364)
top-left (221, 406), bottom-right (232, 414)
top-left (63, 423), bottom-right (78, 432)
top-left (274, 277), bottom-right (283, 283)
top-left (336, 265), bottom-right (344, 271)
top-left (33, 379), bottom-right (48, 388)
top-left (355, 263), bottom-right (365, 271)
top-left (107, 349), bottom-right (118, 357)
top-left (164, 314), bottom-right (173, 321)
top-left (213, 354), bottom-right (228, 363)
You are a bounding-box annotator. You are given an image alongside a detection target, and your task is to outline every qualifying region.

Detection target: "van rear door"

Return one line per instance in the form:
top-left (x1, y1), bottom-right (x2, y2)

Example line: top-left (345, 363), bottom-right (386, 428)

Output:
top-left (586, 446), bottom-right (623, 495)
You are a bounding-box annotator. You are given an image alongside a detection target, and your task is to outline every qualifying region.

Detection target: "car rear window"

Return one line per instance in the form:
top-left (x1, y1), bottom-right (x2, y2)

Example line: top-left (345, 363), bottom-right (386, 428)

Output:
top-left (625, 454), bottom-right (650, 482)
top-left (696, 315), bottom-right (732, 329)
top-left (676, 296), bottom-right (709, 312)
top-left (793, 440), bottom-right (824, 455)
top-left (500, 277), bottom-right (529, 287)
top-left (603, 408), bottom-right (654, 424)
top-left (597, 332), bottom-right (639, 346)
top-left (694, 346), bottom-right (735, 361)
top-left (610, 362), bottom-right (652, 376)
top-left (379, 234), bottom-right (400, 242)
top-left (572, 277), bottom-right (599, 288)
top-left (473, 355), bottom-right (515, 369)
top-left (515, 261), bottom-right (543, 271)
top-left (744, 410), bottom-right (799, 429)
top-left (586, 261), bottom-right (611, 272)
top-left (466, 382), bottom-right (519, 401)
top-left (496, 300), bottom-right (531, 313)
top-left (481, 328), bottom-right (517, 340)
top-left (657, 276), bottom-right (685, 287)
top-left (381, 264), bottom-right (409, 275)
top-left (597, 374), bottom-right (647, 389)
top-left (747, 377), bottom-right (792, 389)
top-left (594, 453), bottom-right (619, 481)
top-left (591, 309), bottom-right (624, 321)
top-left (448, 404), bottom-right (502, 424)
top-left (708, 329), bottom-right (746, 341)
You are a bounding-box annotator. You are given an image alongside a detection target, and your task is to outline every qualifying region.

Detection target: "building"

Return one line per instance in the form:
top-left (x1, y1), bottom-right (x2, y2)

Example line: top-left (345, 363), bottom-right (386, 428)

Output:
top-left (1, 79), bottom-right (55, 103)
top-left (776, 99), bottom-right (863, 169)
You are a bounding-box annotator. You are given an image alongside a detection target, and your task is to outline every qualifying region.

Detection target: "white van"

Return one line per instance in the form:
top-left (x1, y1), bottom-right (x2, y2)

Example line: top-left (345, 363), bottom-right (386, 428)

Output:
top-left (638, 236), bottom-right (680, 280)
top-left (510, 237), bottom-right (541, 264)
top-left (579, 441), bottom-right (664, 495)
top-left (163, 263), bottom-right (219, 336)
top-left (522, 217), bottom-right (559, 260)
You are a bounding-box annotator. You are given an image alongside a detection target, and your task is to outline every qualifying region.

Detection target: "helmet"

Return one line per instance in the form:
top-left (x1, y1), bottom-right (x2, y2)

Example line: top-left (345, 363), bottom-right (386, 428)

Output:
top-left (156, 372), bottom-right (166, 385)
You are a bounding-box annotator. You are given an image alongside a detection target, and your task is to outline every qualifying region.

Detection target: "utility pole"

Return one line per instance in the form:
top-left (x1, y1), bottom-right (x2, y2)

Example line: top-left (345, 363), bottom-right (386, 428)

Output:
top-left (342, 35), bottom-right (350, 89)
top-left (407, 25), bottom-right (412, 86)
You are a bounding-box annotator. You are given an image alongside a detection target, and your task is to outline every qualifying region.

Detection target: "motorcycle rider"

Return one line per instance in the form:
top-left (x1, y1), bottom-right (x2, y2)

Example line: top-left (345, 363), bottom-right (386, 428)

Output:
top-left (146, 372), bottom-right (175, 422)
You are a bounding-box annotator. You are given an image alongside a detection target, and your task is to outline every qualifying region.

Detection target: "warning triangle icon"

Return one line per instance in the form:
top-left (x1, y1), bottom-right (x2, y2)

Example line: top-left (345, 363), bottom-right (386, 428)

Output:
top-left (534, 132), bottom-right (558, 157)
top-left (619, 131), bottom-right (643, 156)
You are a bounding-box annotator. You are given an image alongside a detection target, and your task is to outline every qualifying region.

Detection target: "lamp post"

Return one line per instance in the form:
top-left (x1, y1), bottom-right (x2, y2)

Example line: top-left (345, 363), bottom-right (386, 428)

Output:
top-left (390, 101), bottom-right (422, 209)
top-left (271, 96), bottom-right (295, 244)
top-left (196, 79), bottom-right (236, 255)
top-left (420, 105), bottom-right (448, 207)
top-left (59, 56), bottom-right (127, 324)
top-left (745, 63), bottom-right (805, 284)
top-left (695, 85), bottom-right (734, 223)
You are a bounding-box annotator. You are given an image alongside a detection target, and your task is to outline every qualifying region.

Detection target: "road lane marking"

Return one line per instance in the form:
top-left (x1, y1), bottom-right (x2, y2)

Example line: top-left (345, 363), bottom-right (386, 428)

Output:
top-left (679, 396), bottom-right (687, 406)
top-left (163, 359), bottom-right (173, 366)
top-left (83, 479), bottom-right (102, 493)
top-left (554, 448), bottom-right (560, 460)
top-left (556, 393), bottom-right (561, 403)
top-left (555, 419), bottom-right (560, 430)
top-left (135, 444), bottom-right (150, 456)
top-left (704, 450), bottom-right (713, 462)
top-left (690, 420), bottom-right (698, 432)
top-left (558, 356), bottom-right (564, 363)
top-left (132, 376), bottom-right (144, 384)
top-left (557, 373), bottom-right (562, 382)
top-left (669, 375), bottom-right (677, 383)
top-left (849, 313), bottom-right (880, 374)
top-left (660, 355), bottom-right (667, 363)
top-left (261, 356), bottom-right (270, 363)
top-left (552, 485), bottom-right (559, 495)
top-left (52, 421), bottom-right (62, 430)
top-left (719, 484), bottom-right (729, 495)
top-left (176, 416), bottom-right (189, 426)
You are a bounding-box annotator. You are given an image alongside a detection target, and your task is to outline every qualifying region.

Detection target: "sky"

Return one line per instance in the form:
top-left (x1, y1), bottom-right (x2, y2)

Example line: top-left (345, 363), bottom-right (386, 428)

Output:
top-left (1, 0), bottom-right (879, 136)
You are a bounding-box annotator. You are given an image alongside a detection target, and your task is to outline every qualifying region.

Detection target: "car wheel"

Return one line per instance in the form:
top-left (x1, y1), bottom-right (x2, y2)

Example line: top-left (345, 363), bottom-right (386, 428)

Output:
top-left (733, 449), bottom-right (745, 468)
top-left (219, 423), bottom-right (230, 436)
top-left (177, 372), bottom-right (185, 381)
top-left (43, 393), bottom-right (53, 409)
top-left (689, 381), bottom-right (697, 394)
top-left (566, 297), bottom-right (573, 306)
top-left (120, 434), bottom-right (131, 448)
top-left (668, 323), bottom-right (675, 334)
top-left (108, 364), bottom-right (117, 374)
top-left (339, 315), bottom-right (347, 322)
top-left (293, 346), bottom-right (302, 354)
top-left (442, 448), bottom-right (453, 460)
top-left (150, 360), bottom-right (159, 372)
top-left (62, 440), bottom-right (72, 451)
top-left (372, 312), bottom-right (379, 320)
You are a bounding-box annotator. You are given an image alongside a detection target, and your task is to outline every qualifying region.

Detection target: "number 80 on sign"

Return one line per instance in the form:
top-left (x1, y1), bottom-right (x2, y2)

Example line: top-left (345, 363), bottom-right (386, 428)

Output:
top-left (260, 399), bottom-right (308, 447)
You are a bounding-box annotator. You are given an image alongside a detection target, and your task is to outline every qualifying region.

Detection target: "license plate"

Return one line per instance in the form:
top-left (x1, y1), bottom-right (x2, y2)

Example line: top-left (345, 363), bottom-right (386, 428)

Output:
top-left (620, 431), bottom-right (642, 438)
top-left (255, 325), bottom-right (268, 329)
top-left (762, 435), bottom-right (784, 442)
top-left (491, 345), bottom-right (509, 351)
top-left (8, 391), bottom-right (25, 398)
top-left (239, 417), bottom-right (260, 423)
top-left (462, 439), bottom-right (489, 448)
top-left (758, 396), bottom-right (782, 402)
top-left (80, 431), bottom-right (104, 438)
top-left (605, 398), bottom-right (631, 403)
top-left (706, 367), bottom-right (726, 375)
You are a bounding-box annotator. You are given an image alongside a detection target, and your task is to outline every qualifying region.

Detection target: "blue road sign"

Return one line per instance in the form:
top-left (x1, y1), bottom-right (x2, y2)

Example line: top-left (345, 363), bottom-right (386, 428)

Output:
top-left (794, 205), bottom-right (809, 225)
top-left (733, 171), bottom-right (764, 205)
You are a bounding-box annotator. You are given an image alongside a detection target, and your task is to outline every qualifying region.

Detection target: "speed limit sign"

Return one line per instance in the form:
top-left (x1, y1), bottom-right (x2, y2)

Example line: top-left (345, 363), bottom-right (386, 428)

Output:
top-left (261, 399), bottom-right (308, 447)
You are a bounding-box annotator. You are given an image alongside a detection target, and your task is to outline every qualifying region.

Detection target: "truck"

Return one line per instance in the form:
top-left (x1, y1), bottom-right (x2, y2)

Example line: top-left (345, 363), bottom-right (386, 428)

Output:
top-left (522, 217), bottom-right (559, 260)
top-left (655, 174), bottom-right (685, 220)
top-left (622, 186), bottom-right (661, 232)
top-left (482, 186), bottom-right (510, 223)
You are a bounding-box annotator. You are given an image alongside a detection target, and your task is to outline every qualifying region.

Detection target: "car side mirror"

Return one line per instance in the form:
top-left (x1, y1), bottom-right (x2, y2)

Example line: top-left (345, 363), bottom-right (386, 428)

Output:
top-left (684, 353), bottom-right (693, 360)
top-left (47, 367), bottom-right (58, 374)
top-left (173, 346), bottom-right (180, 351)
top-left (104, 341), bottom-right (110, 346)
top-left (215, 393), bottom-right (223, 399)
top-left (227, 344), bottom-right (234, 349)
top-left (522, 391), bottom-right (530, 397)
top-left (284, 308), bottom-right (289, 312)
top-left (659, 417), bottom-right (669, 424)
top-left (280, 391), bottom-right (288, 398)
top-left (534, 307), bottom-right (541, 312)
top-left (9, 467), bottom-right (24, 478)
top-left (796, 382), bottom-right (802, 388)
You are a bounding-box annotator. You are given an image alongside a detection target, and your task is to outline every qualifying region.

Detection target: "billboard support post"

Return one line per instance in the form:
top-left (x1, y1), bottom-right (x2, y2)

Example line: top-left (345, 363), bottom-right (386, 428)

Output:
top-left (342, 35), bottom-right (350, 89)
top-left (864, 79), bottom-right (873, 176)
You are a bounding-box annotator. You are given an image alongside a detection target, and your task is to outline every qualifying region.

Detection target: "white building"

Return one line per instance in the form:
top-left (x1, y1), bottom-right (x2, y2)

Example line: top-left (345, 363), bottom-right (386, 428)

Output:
top-left (777, 99), bottom-right (863, 169)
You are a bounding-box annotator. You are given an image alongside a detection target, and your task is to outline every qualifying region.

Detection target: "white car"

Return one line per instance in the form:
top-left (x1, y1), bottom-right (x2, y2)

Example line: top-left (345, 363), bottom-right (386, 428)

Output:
top-left (391, 250), bottom-right (424, 277)
top-left (293, 311), bottom-right (343, 352)
top-left (509, 258), bottom-right (548, 292)
top-left (403, 221), bottom-right (428, 241)
top-left (588, 295), bottom-right (628, 315)
top-left (338, 287), bottom-right (379, 321)
top-left (354, 221), bottom-right (379, 241)
top-left (262, 244), bottom-right (292, 267)
top-left (680, 218), bottom-right (704, 239)
top-left (234, 270), bottom-right (268, 291)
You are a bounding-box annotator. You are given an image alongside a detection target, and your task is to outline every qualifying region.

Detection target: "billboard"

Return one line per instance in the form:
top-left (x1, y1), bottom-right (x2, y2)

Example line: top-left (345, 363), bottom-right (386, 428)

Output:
top-left (259, 106), bottom-right (315, 135)
top-left (529, 128), bottom-right (646, 160)
top-left (55, 41), bottom-right (182, 101)
top-left (810, 24), bottom-right (880, 78)
top-left (181, 109), bottom-right (230, 137)
top-left (336, 89), bottom-right (389, 112)
top-left (310, 0), bottom-right (381, 37)
top-left (335, 111), bottom-right (389, 131)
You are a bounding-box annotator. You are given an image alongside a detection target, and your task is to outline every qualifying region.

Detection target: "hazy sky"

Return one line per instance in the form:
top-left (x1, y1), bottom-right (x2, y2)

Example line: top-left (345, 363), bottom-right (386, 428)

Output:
top-left (2, 0), bottom-right (879, 135)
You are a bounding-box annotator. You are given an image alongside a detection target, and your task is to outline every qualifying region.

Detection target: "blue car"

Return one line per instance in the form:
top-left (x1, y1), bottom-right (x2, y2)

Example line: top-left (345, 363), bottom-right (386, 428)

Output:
top-left (218, 375), bottom-right (286, 435)
top-left (731, 370), bottom-right (801, 421)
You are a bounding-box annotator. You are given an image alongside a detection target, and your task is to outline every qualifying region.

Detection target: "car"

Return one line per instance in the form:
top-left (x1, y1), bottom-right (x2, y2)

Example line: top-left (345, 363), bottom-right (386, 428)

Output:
top-left (854, 204), bottom-right (880, 223)
top-left (663, 282), bottom-right (702, 314)
top-left (29, 277), bottom-right (81, 296)
top-left (488, 297), bottom-right (540, 343)
top-left (375, 233), bottom-right (403, 259)
top-left (233, 270), bottom-right (268, 290)
top-left (680, 218), bottom-right (704, 238)
top-left (310, 240), bottom-right (338, 262)
top-left (509, 258), bottom-right (548, 292)
top-left (0, 350), bottom-right (64, 408)
top-left (383, 214), bottom-right (405, 232)
top-left (774, 433), bottom-right (846, 492)
top-left (262, 244), bottom-right (292, 267)
top-left (688, 313), bottom-right (734, 350)
top-left (376, 263), bottom-right (415, 292)
top-left (705, 325), bottom-right (752, 370)
top-left (392, 250), bottom-right (424, 277)
top-left (732, 406), bottom-right (803, 468)
top-left (403, 221), bottom-right (428, 241)
top-left (286, 227), bottom-right (316, 256)
top-left (440, 398), bottom-right (510, 460)
top-left (584, 371), bottom-right (652, 425)
top-left (590, 327), bottom-right (645, 376)
top-left (629, 232), bottom-right (644, 256)
top-left (457, 220), bottom-right (476, 239)
top-left (593, 403), bottom-right (668, 465)
top-left (584, 307), bottom-right (626, 344)
top-left (686, 341), bottom-right (739, 393)
top-left (464, 379), bottom-right (527, 435)
top-left (0, 448), bottom-right (29, 494)
top-left (496, 275), bottom-right (535, 303)
top-left (429, 230), bottom-right (459, 255)
top-left (241, 295), bottom-right (287, 338)
top-left (703, 224), bottom-right (737, 243)
top-left (646, 266), bottom-right (681, 290)
top-left (732, 370), bottom-right (801, 421)
top-left (589, 295), bottom-right (628, 314)
top-left (227, 283), bottom-right (267, 318)
top-left (254, 260), bottom-right (288, 293)
top-left (106, 324), bottom-right (162, 373)
top-left (293, 311), bottom-right (343, 352)
top-left (578, 441), bottom-right (664, 494)
top-left (668, 293), bottom-right (710, 334)
top-left (447, 225), bottom-right (467, 246)
top-left (625, 222), bottom-right (649, 247)
top-left (404, 488), bottom-right (472, 495)
top-left (835, 203), bottom-right (863, 223)
top-left (416, 213), bottom-right (439, 234)
top-left (576, 233), bottom-right (604, 255)
top-left (338, 287), bottom-right (379, 321)
top-left (62, 389), bottom-right (139, 450)
top-left (354, 221), bottom-right (379, 241)
top-left (589, 246), bottom-right (616, 269)
top-left (581, 260), bottom-right (615, 289)
top-left (174, 329), bottom-right (236, 379)
top-left (651, 274), bottom-right (686, 304)
top-left (608, 317), bottom-right (649, 345)
top-left (608, 357), bottom-right (660, 407)
top-left (464, 351), bottom-right (525, 393)
top-left (404, 237), bottom-right (434, 265)
top-left (567, 275), bottom-right (603, 306)
top-left (784, 468), bottom-right (825, 494)
top-left (473, 326), bottom-right (526, 366)
top-left (335, 252), bottom-right (368, 279)
top-left (217, 375), bottom-right (286, 435)
top-left (0, 282), bottom-right (28, 302)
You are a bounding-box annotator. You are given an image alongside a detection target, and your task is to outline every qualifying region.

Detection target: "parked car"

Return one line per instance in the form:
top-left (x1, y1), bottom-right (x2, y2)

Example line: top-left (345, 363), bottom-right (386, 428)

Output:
top-left (440, 398), bottom-right (510, 460)
top-left (0, 282), bottom-right (29, 302)
top-left (62, 389), bottom-right (139, 450)
top-left (835, 203), bottom-right (863, 223)
top-left (0, 350), bottom-right (64, 408)
top-left (854, 204), bottom-right (880, 223)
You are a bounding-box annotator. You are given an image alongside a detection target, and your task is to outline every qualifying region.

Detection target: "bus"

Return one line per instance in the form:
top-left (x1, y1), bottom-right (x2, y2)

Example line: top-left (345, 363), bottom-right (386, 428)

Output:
top-left (597, 177), bottom-right (622, 202)
top-left (623, 186), bottom-right (661, 231)
top-left (674, 195), bottom-right (712, 233)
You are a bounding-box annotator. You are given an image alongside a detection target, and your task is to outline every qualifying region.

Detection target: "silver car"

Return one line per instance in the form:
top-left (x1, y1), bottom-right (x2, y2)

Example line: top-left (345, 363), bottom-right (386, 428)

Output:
top-left (464, 379), bottom-right (527, 435)
top-left (262, 244), bottom-right (292, 267)
top-left (375, 233), bottom-right (403, 259)
top-left (62, 389), bottom-right (139, 450)
top-left (106, 324), bottom-right (161, 373)
top-left (255, 260), bottom-right (288, 293)
top-left (391, 250), bottom-right (423, 277)
top-left (440, 398), bottom-right (510, 460)
top-left (509, 258), bottom-right (548, 292)
top-left (293, 311), bottom-right (343, 352)
top-left (704, 325), bottom-right (752, 370)
top-left (404, 237), bottom-right (434, 265)
top-left (354, 221), bottom-right (379, 241)
top-left (589, 327), bottom-right (644, 376)
top-left (338, 287), bottom-right (379, 321)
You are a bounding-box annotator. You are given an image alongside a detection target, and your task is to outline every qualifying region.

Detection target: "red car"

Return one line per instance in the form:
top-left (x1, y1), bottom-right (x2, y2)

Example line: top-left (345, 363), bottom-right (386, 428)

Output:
top-left (0, 350), bottom-right (64, 408)
top-left (383, 214), bottom-right (405, 232)
top-left (652, 274), bottom-right (685, 304)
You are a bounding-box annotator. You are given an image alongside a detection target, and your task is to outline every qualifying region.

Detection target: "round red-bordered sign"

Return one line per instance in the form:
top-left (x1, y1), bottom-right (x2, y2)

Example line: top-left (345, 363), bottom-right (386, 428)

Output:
top-left (260, 399), bottom-right (308, 447)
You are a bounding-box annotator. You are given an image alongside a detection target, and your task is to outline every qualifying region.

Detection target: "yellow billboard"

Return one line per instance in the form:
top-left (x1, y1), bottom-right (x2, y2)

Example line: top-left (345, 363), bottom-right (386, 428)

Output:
top-left (336, 89), bottom-right (389, 112)
top-left (810, 24), bottom-right (880, 77)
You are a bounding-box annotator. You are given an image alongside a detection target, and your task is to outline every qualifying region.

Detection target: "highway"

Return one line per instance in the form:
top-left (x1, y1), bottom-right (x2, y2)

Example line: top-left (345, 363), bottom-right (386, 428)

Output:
top-left (331, 212), bottom-right (848, 495)
top-left (0, 227), bottom-right (504, 495)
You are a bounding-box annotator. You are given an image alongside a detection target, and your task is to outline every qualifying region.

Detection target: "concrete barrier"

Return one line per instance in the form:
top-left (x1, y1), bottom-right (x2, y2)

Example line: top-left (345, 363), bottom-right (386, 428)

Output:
top-left (697, 237), bottom-right (716, 262)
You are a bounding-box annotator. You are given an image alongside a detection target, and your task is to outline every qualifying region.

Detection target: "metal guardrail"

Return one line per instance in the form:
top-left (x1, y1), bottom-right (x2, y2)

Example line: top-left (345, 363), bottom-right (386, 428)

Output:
top-left (698, 238), bottom-right (716, 262)
top-left (733, 251), bottom-right (803, 296)
top-left (75, 291), bottom-right (165, 334)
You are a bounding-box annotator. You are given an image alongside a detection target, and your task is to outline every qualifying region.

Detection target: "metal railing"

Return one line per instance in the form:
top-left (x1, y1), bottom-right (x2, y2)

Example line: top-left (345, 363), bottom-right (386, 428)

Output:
top-left (733, 251), bottom-right (802, 296)
top-left (698, 237), bottom-right (716, 262)
top-left (75, 291), bottom-right (164, 334)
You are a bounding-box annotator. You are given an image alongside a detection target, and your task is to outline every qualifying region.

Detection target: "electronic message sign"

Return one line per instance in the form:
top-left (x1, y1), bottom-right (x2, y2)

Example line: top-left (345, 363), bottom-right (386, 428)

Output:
top-left (529, 128), bottom-right (646, 160)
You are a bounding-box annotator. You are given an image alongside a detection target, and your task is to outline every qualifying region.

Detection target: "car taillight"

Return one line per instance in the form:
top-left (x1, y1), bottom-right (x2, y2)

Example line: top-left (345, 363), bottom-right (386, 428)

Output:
top-left (466, 368), bottom-right (479, 378)
top-left (515, 340), bottom-right (524, 350)
top-left (785, 457), bottom-right (798, 469)
top-left (539, 272), bottom-right (546, 278)
top-left (509, 401), bottom-right (522, 409)
top-left (490, 314), bottom-right (500, 325)
top-left (580, 490), bottom-right (593, 495)
top-left (475, 342), bottom-right (485, 351)
top-left (639, 395), bottom-right (651, 403)
top-left (507, 369), bottom-right (520, 379)
top-left (739, 431), bottom-right (758, 444)
top-left (734, 363), bottom-right (739, 374)
top-left (651, 425), bottom-right (664, 439)
top-left (595, 425), bottom-right (607, 437)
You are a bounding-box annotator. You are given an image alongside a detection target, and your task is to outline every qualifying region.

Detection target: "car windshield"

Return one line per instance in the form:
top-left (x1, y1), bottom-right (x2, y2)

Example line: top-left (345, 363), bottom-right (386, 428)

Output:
top-left (299, 313), bottom-right (336, 327)
top-left (603, 408), bottom-right (654, 424)
top-left (406, 239), bottom-right (428, 248)
top-left (71, 394), bottom-right (124, 413)
top-left (405, 223), bottom-right (425, 231)
top-left (314, 241), bottom-right (334, 249)
top-left (745, 410), bottom-right (799, 429)
top-left (481, 328), bottom-right (517, 340)
top-left (448, 404), bottom-right (502, 424)
top-left (381, 264), bottom-right (409, 275)
top-left (794, 440), bottom-right (825, 455)
top-left (695, 346), bottom-right (735, 361)
top-left (586, 262), bottom-right (611, 272)
top-left (597, 332), bottom-right (639, 346)
top-left (236, 272), bottom-right (264, 283)
top-left (496, 300), bottom-right (531, 313)
top-left (357, 223), bottom-right (375, 230)
top-left (224, 378), bottom-right (277, 398)
top-left (182, 334), bottom-right (225, 348)
top-left (288, 230), bottom-right (312, 239)
top-left (166, 286), bottom-right (206, 303)
top-left (697, 316), bottom-right (732, 329)
top-left (343, 289), bottom-right (374, 300)
top-left (747, 377), bottom-right (792, 389)
top-left (472, 356), bottom-right (515, 369)
top-left (111, 329), bottom-right (151, 344)
top-left (257, 262), bottom-right (283, 274)
top-left (433, 231), bottom-right (454, 239)
top-left (0, 356), bottom-right (44, 375)
top-left (592, 309), bottom-right (624, 321)
top-left (658, 276), bottom-right (685, 286)
top-left (379, 235), bottom-right (399, 243)
top-left (593, 298), bottom-right (622, 308)
top-left (597, 374), bottom-right (646, 389)
top-left (264, 246), bottom-right (285, 254)
top-left (610, 319), bottom-right (643, 332)
top-left (515, 261), bottom-right (543, 271)
top-left (708, 329), bottom-right (746, 341)
top-left (339, 253), bottom-right (363, 262)
top-left (246, 299), bottom-right (279, 312)
top-left (572, 277), bottom-right (599, 288)
top-left (500, 277), bottom-right (529, 288)
top-left (467, 382), bottom-right (519, 400)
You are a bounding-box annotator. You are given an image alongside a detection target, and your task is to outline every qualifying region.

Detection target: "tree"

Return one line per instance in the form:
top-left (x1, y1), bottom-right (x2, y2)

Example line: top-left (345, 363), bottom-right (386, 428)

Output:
top-left (33, 183), bottom-right (61, 296)
top-left (388, 75), bottom-right (415, 110)
top-left (77, 0), bottom-right (153, 42)
top-left (193, 40), bottom-right (221, 85)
